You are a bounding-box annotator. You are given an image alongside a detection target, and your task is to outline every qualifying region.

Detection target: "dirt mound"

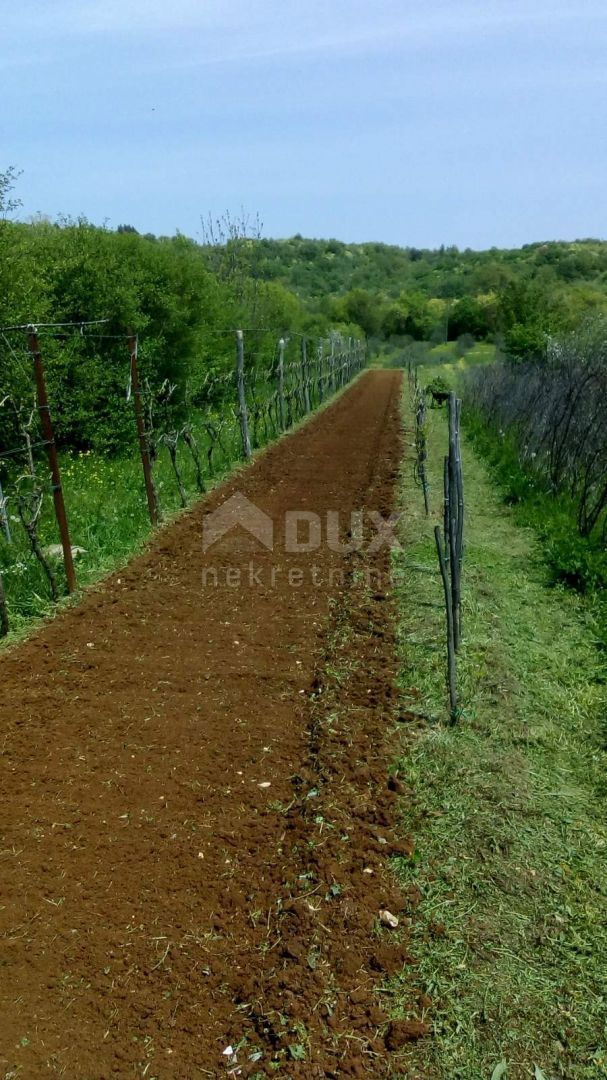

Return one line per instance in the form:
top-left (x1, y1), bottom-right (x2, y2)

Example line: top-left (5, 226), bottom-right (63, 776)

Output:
top-left (0, 372), bottom-right (420, 1077)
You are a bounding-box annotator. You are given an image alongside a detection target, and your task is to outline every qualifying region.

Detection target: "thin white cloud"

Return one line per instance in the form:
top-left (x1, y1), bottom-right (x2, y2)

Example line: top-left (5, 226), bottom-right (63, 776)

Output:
top-left (2, 0), bottom-right (605, 82)
top-left (1, 0), bottom-right (234, 37)
top-left (5, 0), bottom-right (605, 44)
top-left (142, 3), bottom-right (607, 71)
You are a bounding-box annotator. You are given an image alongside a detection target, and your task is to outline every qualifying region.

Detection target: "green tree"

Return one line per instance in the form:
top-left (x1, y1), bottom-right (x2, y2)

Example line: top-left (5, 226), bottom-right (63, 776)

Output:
top-left (448, 295), bottom-right (493, 340)
top-left (338, 289), bottom-right (381, 337)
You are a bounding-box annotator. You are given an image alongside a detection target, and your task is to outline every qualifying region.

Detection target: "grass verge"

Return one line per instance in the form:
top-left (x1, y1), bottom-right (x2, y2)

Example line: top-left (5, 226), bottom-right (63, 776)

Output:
top-left (0, 373), bottom-right (365, 641)
top-left (389, 385), bottom-right (607, 1080)
top-left (0, 409), bottom-right (242, 635)
top-left (414, 354), bottom-right (607, 612)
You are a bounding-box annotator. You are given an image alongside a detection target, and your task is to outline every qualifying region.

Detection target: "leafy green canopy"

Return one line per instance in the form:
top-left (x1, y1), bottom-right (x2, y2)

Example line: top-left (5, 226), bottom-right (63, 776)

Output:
top-left (252, 234), bottom-right (607, 351)
top-left (3, 162), bottom-right (607, 452)
top-left (0, 218), bottom-right (356, 454)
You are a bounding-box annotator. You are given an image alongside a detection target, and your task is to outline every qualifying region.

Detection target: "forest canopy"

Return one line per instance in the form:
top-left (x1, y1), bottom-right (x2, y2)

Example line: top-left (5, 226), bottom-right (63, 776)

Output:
top-left (2, 166), bottom-right (607, 450)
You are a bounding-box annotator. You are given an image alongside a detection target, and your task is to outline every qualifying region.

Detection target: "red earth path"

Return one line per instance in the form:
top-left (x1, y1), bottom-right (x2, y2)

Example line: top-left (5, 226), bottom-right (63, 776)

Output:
top-left (0, 370), bottom-right (425, 1078)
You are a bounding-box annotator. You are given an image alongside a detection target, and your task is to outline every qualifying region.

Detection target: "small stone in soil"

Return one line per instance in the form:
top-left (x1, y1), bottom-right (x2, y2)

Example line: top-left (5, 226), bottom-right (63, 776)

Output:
top-left (379, 909), bottom-right (399, 929)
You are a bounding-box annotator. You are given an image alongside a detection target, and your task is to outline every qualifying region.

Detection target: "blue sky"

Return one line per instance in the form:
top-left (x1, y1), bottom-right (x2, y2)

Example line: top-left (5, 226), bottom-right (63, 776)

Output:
top-left (2, 0), bottom-right (606, 248)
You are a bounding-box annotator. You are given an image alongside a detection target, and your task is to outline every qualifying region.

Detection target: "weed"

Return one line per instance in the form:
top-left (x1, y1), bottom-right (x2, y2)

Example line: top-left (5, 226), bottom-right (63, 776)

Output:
top-left (390, 388), bottom-right (607, 1079)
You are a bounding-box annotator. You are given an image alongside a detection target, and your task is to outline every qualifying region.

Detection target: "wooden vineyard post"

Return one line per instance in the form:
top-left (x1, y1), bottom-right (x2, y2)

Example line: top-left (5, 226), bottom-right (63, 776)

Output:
top-left (302, 337), bottom-right (311, 413)
top-left (414, 387), bottom-right (430, 516)
top-left (443, 456), bottom-right (450, 567)
top-left (27, 326), bottom-right (77, 594)
top-left (455, 397), bottom-right (464, 586)
top-left (235, 330), bottom-right (252, 458)
top-left (336, 337), bottom-right (341, 390)
top-left (435, 525), bottom-right (458, 722)
top-left (317, 342), bottom-right (325, 404)
top-left (448, 392), bottom-right (462, 649)
top-left (434, 392), bottom-right (465, 721)
top-left (127, 332), bottom-right (159, 527)
top-left (277, 337), bottom-right (286, 431)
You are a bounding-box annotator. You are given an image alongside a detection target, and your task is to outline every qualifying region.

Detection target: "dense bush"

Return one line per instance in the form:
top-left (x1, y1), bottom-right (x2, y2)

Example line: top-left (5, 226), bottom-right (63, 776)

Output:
top-left (0, 217), bottom-right (344, 454)
top-left (245, 234), bottom-right (607, 348)
top-left (464, 319), bottom-right (607, 591)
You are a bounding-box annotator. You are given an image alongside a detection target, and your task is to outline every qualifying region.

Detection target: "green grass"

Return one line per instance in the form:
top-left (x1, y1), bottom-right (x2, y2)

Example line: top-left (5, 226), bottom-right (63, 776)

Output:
top-left (415, 356), bottom-right (607, 620)
top-left (377, 339), bottom-right (496, 374)
top-left (388, 386), bottom-right (607, 1079)
top-left (427, 340), bottom-right (497, 371)
top-left (0, 371), bottom-right (365, 640)
top-left (462, 418), bottom-right (607, 604)
top-left (0, 408), bottom-right (245, 635)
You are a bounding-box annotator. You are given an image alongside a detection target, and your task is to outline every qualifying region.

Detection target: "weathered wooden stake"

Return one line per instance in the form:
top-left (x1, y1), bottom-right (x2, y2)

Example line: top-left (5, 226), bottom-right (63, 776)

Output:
top-left (236, 330), bottom-right (252, 457)
top-left (415, 388), bottom-right (430, 516)
top-left (317, 342), bottom-right (325, 403)
top-left (434, 525), bottom-right (458, 722)
top-left (443, 456), bottom-right (450, 568)
top-left (27, 326), bottom-right (76, 594)
top-left (454, 398), bottom-right (464, 639)
top-left (455, 398), bottom-right (464, 570)
top-left (277, 337), bottom-right (286, 431)
top-left (127, 332), bottom-right (159, 526)
top-left (302, 337), bottom-right (311, 413)
top-left (447, 393), bottom-right (461, 649)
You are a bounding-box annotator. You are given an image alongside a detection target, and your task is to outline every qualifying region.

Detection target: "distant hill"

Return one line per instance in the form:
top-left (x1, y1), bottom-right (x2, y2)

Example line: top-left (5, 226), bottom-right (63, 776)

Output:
top-left (234, 236), bottom-right (607, 350)
top-left (250, 236), bottom-right (607, 302)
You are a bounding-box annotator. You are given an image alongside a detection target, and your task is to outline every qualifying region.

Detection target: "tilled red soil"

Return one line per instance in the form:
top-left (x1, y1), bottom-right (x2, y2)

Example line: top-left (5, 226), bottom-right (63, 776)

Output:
top-left (0, 371), bottom-right (424, 1078)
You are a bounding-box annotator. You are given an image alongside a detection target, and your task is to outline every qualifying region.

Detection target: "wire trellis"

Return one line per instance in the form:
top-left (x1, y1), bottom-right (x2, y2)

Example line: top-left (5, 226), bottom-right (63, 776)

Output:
top-left (0, 324), bottom-right (367, 637)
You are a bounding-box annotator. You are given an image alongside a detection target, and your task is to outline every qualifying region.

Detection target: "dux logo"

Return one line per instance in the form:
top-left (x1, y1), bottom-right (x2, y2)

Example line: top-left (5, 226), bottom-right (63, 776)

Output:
top-left (202, 491), bottom-right (401, 554)
top-left (202, 492), bottom-right (274, 552)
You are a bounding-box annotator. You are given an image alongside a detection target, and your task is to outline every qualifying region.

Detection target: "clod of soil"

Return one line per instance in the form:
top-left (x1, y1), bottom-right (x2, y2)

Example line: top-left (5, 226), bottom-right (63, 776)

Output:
top-left (385, 1019), bottom-right (431, 1049)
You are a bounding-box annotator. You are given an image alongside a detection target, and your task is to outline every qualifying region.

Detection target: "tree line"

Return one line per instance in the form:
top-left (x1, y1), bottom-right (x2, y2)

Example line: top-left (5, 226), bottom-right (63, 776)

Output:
top-left (248, 234), bottom-right (607, 351)
top-left (4, 163), bottom-right (607, 457)
top-left (0, 178), bottom-right (358, 455)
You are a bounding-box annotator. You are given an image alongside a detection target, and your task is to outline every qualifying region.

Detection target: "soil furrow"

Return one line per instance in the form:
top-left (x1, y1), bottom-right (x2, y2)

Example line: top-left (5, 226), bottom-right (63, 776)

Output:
top-left (0, 370), bottom-right (409, 1078)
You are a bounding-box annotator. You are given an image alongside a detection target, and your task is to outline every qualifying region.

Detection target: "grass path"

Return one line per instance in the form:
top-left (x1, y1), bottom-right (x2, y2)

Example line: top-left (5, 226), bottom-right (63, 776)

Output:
top-left (390, 387), bottom-right (607, 1080)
